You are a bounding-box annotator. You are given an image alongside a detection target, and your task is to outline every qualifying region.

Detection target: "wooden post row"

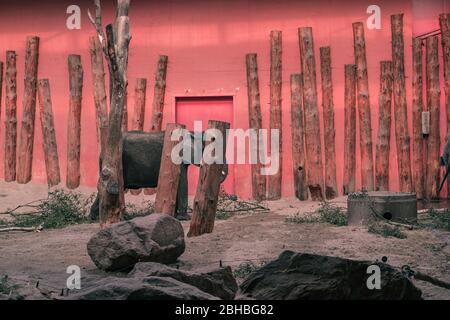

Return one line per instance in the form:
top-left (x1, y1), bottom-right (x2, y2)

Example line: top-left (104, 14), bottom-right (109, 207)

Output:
top-left (290, 74), bottom-right (308, 200)
top-left (4, 51), bottom-right (17, 182)
top-left (299, 27), bottom-right (324, 200)
top-left (67, 55), bottom-right (83, 189)
top-left (320, 46), bottom-right (338, 199)
top-left (188, 120), bottom-right (230, 237)
top-left (37, 79), bottom-right (61, 187)
top-left (17, 36), bottom-right (39, 184)
top-left (375, 61), bottom-right (393, 191)
top-left (343, 65), bottom-right (357, 195)
top-left (246, 53), bottom-right (266, 201)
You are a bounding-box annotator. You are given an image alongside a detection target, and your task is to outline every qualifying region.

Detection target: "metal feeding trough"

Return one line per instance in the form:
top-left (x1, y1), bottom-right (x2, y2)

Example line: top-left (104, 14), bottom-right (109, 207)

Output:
top-left (347, 191), bottom-right (417, 226)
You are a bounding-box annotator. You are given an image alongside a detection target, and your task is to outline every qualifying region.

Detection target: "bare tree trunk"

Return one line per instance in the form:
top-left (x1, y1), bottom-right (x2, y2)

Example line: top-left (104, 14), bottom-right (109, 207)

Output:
top-left (268, 30), bottom-right (282, 200)
top-left (66, 55), bottom-right (83, 190)
top-left (320, 46), bottom-right (337, 199)
top-left (412, 38), bottom-right (425, 199)
top-left (353, 22), bottom-right (374, 191)
top-left (298, 27), bottom-right (324, 200)
top-left (37, 79), bottom-right (61, 187)
top-left (4, 51), bottom-right (17, 182)
top-left (391, 14), bottom-right (413, 192)
top-left (290, 74), bottom-right (308, 200)
top-left (17, 36), bottom-right (39, 184)
top-left (426, 36), bottom-right (441, 200)
top-left (0, 62), bottom-right (3, 136)
top-left (246, 53), bottom-right (266, 201)
top-left (343, 64), bottom-right (357, 195)
top-left (130, 78), bottom-right (147, 195)
top-left (188, 120), bottom-right (230, 237)
top-left (375, 61), bottom-right (393, 191)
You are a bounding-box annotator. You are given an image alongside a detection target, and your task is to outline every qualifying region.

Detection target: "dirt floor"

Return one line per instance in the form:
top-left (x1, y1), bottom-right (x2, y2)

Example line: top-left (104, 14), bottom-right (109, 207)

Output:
top-left (0, 181), bottom-right (449, 299)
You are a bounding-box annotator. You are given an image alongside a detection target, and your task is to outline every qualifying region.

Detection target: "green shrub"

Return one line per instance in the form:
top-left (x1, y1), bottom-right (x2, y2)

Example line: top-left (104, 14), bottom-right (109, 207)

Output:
top-left (427, 209), bottom-right (450, 231)
top-left (123, 201), bottom-right (154, 220)
top-left (233, 261), bottom-right (266, 279)
top-left (368, 222), bottom-right (407, 239)
top-left (286, 202), bottom-right (347, 226)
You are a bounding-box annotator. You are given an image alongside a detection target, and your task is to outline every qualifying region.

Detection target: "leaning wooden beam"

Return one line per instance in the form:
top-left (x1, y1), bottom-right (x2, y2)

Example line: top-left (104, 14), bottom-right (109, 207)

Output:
top-left (375, 61), bottom-right (393, 191)
top-left (17, 36), bottom-right (40, 184)
top-left (412, 38), bottom-right (425, 199)
top-left (299, 27), bottom-right (324, 200)
top-left (343, 65), bottom-right (357, 195)
top-left (246, 53), bottom-right (266, 201)
top-left (425, 36), bottom-right (441, 200)
top-left (130, 78), bottom-right (147, 196)
top-left (268, 30), bottom-right (283, 200)
top-left (4, 51), bottom-right (17, 182)
top-left (353, 22), bottom-right (374, 191)
top-left (320, 46), bottom-right (338, 199)
top-left (391, 14), bottom-right (413, 192)
top-left (37, 79), bottom-right (61, 187)
top-left (67, 54), bottom-right (83, 190)
top-left (290, 74), bottom-right (308, 200)
top-left (188, 120), bottom-right (230, 237)
top-left (154, 123), bottom-right (185, 214)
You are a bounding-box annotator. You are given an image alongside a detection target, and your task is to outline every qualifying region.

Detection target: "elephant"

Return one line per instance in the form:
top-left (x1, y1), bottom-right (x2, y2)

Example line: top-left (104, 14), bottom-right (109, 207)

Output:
top-left (89, 130), bottom-right (228, 221)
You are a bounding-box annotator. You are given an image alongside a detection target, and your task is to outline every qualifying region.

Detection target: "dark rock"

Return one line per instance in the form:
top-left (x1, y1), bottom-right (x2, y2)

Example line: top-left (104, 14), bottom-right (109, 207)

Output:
top-left (129, 262), bottom-right (238, 299)
top-left (240, 251), bottom-right (422, 300)
top-left (87, 214), bottom-right (185, 271)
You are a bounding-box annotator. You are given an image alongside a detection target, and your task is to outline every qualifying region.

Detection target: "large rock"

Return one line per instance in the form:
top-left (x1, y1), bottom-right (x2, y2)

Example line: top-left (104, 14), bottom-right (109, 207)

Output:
top-left (87, 214), bottom-right (185, 271)
top-left (129, 262), bottom-right (238, 299)
top-left (240, 251), bottom-right (422, 300)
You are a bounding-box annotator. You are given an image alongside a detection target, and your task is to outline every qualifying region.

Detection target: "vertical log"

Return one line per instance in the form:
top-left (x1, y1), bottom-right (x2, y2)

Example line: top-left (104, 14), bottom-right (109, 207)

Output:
top-left (0, 62), bottom-right (3, 135)
top-left (17, 36), bottom-right (39, 184)
top-left (412, 38), bottom-right (425, 199)
top-left (4, 51), bottom-right (17, 182)
top-left (439, 13), bottom-right (450, 197)
top-left (298, 27), bottom-right (324, 200)
top-left (246, 53), bottom-right (266, 201)
top-left (89, 36), bottom-right (108, 149)
top-left (426, 36), bottom-right (441, 200)
top-left (130, 78), bottom-right (147, 196)
top-left (67, 55), bottom-right (83, 190)
top-left (375, 61), bottom-right (393, 191)
top-left (149, 55), bottom-right (168, 132)
top-left (188, 120), bottom-right (230, 237)
top-left (391, 14), bottom-right (413, 192)
top-left (154, 123), bottom-right (185, 214)
top-left (268, 30), bottom-right (282, 200)
top-left (353, 22), bottom-right (374, 191)
top-left (343, 64), bottom-right (357, 195)
top-left (320, 46), bottom-right (338, 199)
top-left (290, 74), bottom-right (308, 200)
top-left (121, 89), bottom-right (128, 132)
top-left (37, 79), bottom-right (61, 187)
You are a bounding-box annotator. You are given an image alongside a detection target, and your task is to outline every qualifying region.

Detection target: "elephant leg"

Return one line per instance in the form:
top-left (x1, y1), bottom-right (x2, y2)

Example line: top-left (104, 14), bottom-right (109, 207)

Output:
top-left (89, 194), bottom-right (100, 221)
top-left (175, 164), bottom-right (190, 221)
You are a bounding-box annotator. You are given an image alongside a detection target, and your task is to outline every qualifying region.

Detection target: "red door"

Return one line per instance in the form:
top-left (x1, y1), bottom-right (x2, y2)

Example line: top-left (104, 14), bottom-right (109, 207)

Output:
top-left (176, 96), bottom-right (234, 195)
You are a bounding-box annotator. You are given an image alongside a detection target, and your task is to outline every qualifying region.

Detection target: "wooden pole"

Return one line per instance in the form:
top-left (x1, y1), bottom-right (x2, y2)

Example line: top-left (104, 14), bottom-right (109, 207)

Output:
top-left (320, 46), bottom-right (338, 199)
top-left (426, 36), bottom-right (441, 200)
top-left (268, 30), bottom-right (282, 200)
top-left (17, 36), bottom-right (39, 184)
top-left (439, 13), bottom-right (450, 197)
top-left (0, 62), bottom-right (3, 136)
top-left (67, 54), bottom-right (83, 190)
top-left (298, 27), bottom-right (324, 200)
top-left (89, 36), bottom-right (108, 150)
top-left (37, 79), bottom-right (61, 187)
top-left (343, 64), bottom-right (357, 195)
top-left (154, 123), bottom-right (185, 214)
top-left (375, 61), bottom-right (393, 191)
top-left (391, 14), bottom-right (413, 192)
top-left (130, 78), bottom-right (147, 196)
top-left (188, 120), bottom-right (230, 237)
top-left (290, 73), bottom-right (308, 200)
top-left (352, 22), bottom-right (374, 191)
top-left (4, 51), bottom-right (17, 182)
top-left (246, 53), bottom-right (266, 201)
top-left (149, 55), bottom-right (168, 132)
top-left (412, 38), bottom-right (425, 199)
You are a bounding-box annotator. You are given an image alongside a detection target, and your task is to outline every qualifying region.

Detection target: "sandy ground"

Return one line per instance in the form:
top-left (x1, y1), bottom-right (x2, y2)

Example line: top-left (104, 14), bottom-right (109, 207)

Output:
top-left (0, 181), bottom-right (449, 299)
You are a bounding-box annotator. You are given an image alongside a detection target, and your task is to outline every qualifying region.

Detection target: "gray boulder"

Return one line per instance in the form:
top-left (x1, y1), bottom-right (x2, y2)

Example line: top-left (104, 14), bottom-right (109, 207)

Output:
top-left (87, 214), bottom-right (185, 271)
top-left (129, 262), bottom-right (238, 299)
top-left (240, 251), bottom-right (422, 300)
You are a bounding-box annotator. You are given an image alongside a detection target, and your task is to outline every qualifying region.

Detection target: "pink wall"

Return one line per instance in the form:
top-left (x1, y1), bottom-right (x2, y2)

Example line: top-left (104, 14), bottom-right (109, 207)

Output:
top-left (0, 0), bottom-right (447, 198)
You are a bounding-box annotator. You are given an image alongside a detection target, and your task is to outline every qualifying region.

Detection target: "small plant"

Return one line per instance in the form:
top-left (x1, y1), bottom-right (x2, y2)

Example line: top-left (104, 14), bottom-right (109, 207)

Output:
top-left (285, 213), bottom-right (319, 224)
top-left (123, 201), bottom-right (154, 220)
top-left (285, 202), bottom-right (347, 226)
top-left (233, 261), bottom-right (266, 279)
top-left (368, 222), bottom-right (407, 239)
top-left (216, 210), bottom-right (232, 220)
top-left (427, 209), bottom-right (450, 231)
top-left (0, 276), bottom-right (17, 296)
